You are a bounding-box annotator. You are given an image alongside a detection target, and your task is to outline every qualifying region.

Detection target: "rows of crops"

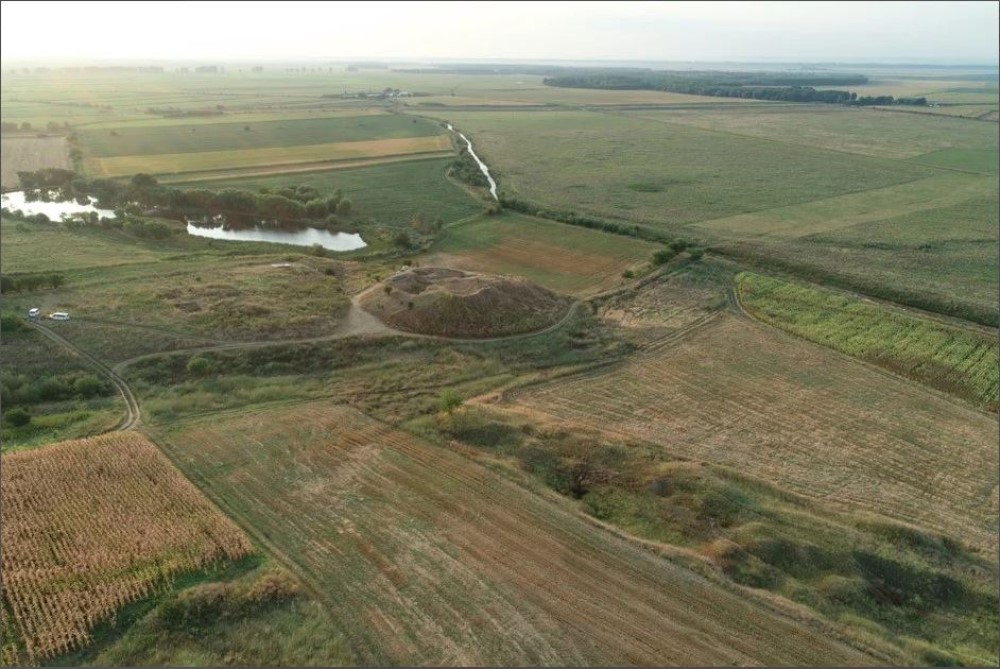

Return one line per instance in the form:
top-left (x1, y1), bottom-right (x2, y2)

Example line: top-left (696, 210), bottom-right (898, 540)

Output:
top-left (736, 272), bottom-right (999, 410)
top-left (0, 432), bottom-right (251, 664)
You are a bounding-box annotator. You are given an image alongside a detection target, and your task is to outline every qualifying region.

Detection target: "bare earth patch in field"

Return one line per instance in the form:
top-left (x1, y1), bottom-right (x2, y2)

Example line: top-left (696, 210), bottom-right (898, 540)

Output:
top-left (0, 432), bottom-right (251, 665)
top-left (153, 403), bottom-right (880, 666)
top-left (502, 315), bottom-right (999, 558)
top-left (0, 136), bottom-right (69, 188)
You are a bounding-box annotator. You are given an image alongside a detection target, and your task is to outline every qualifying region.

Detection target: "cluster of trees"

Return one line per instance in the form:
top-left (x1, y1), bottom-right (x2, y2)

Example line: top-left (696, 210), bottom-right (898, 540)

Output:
top-left (1, 371), bottom-right (111, 409)
top-left (448, 149), bottom-right (490, 188)
top-left (852, 95), bottom-right (928, 106)
top-left (2, 121), bottom-right (71, 133)
top-left (543, 71), bottom-right (937, 106)
top-left (0, 273), bottom-right (65, 294)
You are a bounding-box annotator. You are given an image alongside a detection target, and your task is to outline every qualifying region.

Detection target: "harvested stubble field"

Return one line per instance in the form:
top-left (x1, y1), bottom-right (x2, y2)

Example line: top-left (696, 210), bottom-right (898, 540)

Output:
top-left (0, 432), bottom-right (251, 665)
top-left (501, 315), bottom-right (999, 559)
top-left (85, 135), bottom-right (454, 177)
top-left (151, 403), bottom-right (880, 666)
top-left (426, 211), bottom-right (659, 296)
top-left (736, 272), bottom-right (999, 410)
top-left (0, 135), bottom-right (69, 189)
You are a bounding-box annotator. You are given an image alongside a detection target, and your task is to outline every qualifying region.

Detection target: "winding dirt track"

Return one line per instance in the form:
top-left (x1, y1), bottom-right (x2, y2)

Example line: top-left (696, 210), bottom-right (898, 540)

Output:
top-left (27, 321), bottom-right (141, 430)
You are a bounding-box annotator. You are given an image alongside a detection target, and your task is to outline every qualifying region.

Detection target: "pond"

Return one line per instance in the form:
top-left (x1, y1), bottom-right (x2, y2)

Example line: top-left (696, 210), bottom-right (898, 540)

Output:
top-left (0, 191), bottom-right (117, 220)
top-left (186, 222), bottom-right (367, 252)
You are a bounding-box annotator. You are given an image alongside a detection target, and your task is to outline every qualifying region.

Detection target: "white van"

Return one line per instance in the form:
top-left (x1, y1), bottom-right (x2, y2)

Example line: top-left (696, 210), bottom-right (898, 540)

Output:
top-left (49, 312), bottom-right (70, 321)
top-left (28, 308), bottom-right (40, 319)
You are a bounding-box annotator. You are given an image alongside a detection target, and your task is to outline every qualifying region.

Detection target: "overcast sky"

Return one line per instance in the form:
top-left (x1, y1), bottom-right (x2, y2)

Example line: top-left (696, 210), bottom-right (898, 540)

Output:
top-left (1, 1), bottom-right (997, 64)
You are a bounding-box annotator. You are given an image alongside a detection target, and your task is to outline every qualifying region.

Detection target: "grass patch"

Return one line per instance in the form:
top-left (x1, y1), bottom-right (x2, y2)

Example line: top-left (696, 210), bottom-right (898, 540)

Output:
top-left (173, 157), bottom-right (486, 228)
top-left (431, 109), bottom-right (936, 228)
top-left (910, 148), bottom-right (999, 174)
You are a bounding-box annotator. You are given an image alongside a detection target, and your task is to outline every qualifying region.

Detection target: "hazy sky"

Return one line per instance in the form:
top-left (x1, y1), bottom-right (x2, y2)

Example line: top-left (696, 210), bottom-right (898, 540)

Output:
top-left (1, 1), bottom-right (997, 64)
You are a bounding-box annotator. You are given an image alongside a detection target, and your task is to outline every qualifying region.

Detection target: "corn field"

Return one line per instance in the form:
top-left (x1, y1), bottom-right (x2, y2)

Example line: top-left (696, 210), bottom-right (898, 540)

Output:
top-left (0, 432), bottom-right (251, 665)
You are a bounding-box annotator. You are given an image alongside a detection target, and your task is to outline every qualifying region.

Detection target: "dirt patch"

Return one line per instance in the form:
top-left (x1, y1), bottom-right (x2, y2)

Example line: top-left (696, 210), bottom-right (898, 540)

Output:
top-left (359, 267), bottom-right (571, 338)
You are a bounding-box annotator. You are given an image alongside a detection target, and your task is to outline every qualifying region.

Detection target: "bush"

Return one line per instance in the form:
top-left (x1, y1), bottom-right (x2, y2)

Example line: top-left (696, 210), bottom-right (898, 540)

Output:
top-left (652, 248), bottom-right (676, 266)
top-left (4, 407), bottom-right (31, 427)
top-left (186, 356), bottom-right (213, 377)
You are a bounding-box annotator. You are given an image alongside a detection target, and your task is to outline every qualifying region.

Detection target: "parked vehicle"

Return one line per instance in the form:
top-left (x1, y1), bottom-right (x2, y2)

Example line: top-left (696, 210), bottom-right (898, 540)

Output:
top-left (49, 312), bottom-right (70, 321)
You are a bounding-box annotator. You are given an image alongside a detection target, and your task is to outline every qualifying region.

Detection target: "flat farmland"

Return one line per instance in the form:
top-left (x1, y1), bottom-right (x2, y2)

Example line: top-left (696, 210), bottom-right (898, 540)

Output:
top-left (625, 105), bottom-right (999, 160)
top-left (0, 136), bottom-right (69, 189)
top-left (501, 315), bottom-right (999, 559)
top-left (0, 217), bottom-right (168, 273)
top-left (692, 173), bottom-right (996, 239)
top-left (177, 157), bottom-right (485, 227)
top-left (0, 432), bottom-right (251, 665)
top-left (725, 194), bottom-right (999, 325)
top-left (85, 134), bottom-right (453, 177)
top-left (426, 212), bottom-right (659, 295)
top-left (78, 113), bottom-right (444, 156)
top-left (151, 402), bottom-right (881, 666)
top-left (910, 148), bottom-right (999, 173)
top-left (432, 110), bottom-right (936, 228)
top-left (736, 272), bottom-right (999, 410)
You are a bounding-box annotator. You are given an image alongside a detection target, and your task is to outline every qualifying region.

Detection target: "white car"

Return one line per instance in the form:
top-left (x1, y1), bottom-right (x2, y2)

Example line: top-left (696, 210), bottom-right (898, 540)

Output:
top-left (28, 308), bottom-right (40, 319)
top-left (49, 312), bottom-right (70, 321)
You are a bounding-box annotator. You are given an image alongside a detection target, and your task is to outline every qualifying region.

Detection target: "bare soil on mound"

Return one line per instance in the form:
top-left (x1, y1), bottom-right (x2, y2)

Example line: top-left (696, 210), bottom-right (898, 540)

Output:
top-left (360, 267), bottom-right (572, 338)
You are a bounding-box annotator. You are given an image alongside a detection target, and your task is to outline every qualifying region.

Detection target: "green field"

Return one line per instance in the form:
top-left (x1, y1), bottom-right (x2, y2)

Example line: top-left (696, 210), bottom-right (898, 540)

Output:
top-left (1, 217), bottom-right (172, 273)
top-left (176, 157), bottom-right (486, 227)
top-left (427, 211), bottom-right (659, 295)
top-left (723, 195), bottom-right (999, 325)
top-left (626, 105), bottom-right (999, 159)
top-left (78, 113), bottom-right (444, 157)
top-left (693, 172), bottom-right (995, 239)
top-left (430, 110), bottom-right (937, 227)
top-left (737, 272), bottom-right (999, 410)
top-left (910, 148), bottom-right (999, 173)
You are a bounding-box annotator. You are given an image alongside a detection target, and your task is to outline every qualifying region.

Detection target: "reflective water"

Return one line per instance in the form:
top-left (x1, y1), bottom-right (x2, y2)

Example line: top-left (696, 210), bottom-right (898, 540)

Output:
top-left (186, 222), bottom-right (366, 251)
top-left (0, 191), bottom-right (117, 220)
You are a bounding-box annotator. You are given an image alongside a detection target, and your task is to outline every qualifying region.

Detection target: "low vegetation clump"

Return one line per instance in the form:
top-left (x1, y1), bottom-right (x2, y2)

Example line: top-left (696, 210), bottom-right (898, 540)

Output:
top-left (417, 407), bottom-right (999, 666)
top-left (0, 432), bottom-right (252, 664)
top-left (360, 267), bottom-right (572, 338)
top-left (736, 272), bottom-right (999, 410)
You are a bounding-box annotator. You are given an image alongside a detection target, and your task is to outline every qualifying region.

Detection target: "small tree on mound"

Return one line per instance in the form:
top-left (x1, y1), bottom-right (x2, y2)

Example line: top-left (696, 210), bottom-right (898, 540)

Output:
top-left (438, 389), bottom-right (462, 415)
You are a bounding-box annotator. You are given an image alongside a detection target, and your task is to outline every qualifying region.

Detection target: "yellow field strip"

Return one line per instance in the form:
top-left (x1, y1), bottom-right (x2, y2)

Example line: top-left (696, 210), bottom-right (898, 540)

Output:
top-left (158, 151), bottom-right (454, 184)
top-left (87, 134), bottom-right (453, 176)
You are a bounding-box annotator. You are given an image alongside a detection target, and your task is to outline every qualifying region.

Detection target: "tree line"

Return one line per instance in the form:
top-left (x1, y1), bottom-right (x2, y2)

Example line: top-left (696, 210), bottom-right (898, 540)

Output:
top-left (543, 71), bottom-right (928, 106)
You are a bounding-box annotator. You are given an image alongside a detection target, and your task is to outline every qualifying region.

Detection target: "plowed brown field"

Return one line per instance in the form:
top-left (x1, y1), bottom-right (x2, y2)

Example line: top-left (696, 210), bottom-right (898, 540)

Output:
top-left (153, 403), bottom-right (883, 666)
